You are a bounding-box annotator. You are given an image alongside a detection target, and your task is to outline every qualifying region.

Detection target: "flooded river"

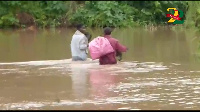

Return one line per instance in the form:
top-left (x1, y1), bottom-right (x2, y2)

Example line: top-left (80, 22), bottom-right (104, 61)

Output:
top-left (0, 28), bottom-right (200, 110)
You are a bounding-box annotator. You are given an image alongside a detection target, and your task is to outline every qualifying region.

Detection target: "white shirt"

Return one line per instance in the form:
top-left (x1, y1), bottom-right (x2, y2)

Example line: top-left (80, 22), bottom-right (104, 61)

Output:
top-left (70, 30), bottom-right (88, 60)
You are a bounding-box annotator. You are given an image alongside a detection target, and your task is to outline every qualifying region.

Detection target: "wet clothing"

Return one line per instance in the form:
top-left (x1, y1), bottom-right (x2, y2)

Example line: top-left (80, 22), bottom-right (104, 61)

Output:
top-left (72, 56), bottom-right (86, 61)
top-left (99, 35), bottom-right (127, 65)
top-left (71, 30), bottom-right (88, 61)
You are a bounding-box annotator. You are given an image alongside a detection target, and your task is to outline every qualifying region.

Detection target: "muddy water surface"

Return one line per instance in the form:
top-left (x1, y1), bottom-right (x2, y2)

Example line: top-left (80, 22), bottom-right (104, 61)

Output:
top-left (0, 28), bottom-right (200, 110)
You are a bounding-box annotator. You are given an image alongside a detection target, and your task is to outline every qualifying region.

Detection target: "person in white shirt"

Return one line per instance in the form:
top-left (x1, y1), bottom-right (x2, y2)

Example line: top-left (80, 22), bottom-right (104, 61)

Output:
top-left (70, 24), bottom-right (89, 61)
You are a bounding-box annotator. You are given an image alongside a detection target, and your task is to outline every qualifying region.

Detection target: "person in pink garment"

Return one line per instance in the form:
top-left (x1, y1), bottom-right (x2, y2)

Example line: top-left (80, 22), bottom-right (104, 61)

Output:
top-left (99, 27), bottom-right (128, 65)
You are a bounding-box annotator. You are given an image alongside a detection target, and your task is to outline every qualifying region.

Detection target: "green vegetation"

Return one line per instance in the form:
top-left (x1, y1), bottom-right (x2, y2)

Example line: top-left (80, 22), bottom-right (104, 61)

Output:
top-left (118, 1), bottom-right (187, 26)
top-left (185, 2), bottom-right (200, 29)
top-left (0, 1), bottom-right (71, 28)
top-left (69, 1), bottom-right (135, 28)
top-left (0, 1), bottom-right (198, 29)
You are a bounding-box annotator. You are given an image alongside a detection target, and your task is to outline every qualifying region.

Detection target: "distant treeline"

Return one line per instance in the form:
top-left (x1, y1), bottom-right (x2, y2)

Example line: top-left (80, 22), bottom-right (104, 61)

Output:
top-left (0, 1), bottom-right (199, 29)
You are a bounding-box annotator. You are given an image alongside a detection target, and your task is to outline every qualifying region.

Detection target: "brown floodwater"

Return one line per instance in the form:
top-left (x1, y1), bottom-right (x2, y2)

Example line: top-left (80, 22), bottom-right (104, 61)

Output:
top-left (0, 27), bottom-right (200, 110)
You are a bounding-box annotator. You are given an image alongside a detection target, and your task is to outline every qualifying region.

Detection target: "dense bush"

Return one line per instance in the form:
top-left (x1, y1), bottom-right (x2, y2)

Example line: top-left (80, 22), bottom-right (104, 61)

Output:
top-left (118, 1), bottom-right (188, 26)
top-left (0, 1), bottom-right (69, 28)
top-left (69, 1), bottom-right (135, 28)
top-left (0, 1), bottom-right (192, 28)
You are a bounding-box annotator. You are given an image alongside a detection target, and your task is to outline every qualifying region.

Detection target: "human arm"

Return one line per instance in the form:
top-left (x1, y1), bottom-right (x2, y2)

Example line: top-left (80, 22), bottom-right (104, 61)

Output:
top-left (79, 37), bottom-right (88, 50)
top-left (116, 41), bottom-right (128, 52)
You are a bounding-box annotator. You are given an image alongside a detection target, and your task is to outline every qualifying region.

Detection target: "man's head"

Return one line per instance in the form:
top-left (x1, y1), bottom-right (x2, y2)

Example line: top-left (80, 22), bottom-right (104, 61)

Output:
top-left (103, 27), bottom-right (112, 35)
top-left (76, 24), bottom-right (86, 33)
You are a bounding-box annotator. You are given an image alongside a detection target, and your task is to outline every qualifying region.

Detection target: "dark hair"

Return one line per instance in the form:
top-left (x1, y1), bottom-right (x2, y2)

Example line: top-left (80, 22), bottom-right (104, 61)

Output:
top-left (104, 27), bottom-right (112, 35)
top-left (76, 24), bottom-right (84, 30)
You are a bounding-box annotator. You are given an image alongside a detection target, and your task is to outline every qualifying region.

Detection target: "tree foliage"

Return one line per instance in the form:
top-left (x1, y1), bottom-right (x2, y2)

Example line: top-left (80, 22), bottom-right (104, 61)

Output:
top-left (0, 1), bottom-right (191, 28)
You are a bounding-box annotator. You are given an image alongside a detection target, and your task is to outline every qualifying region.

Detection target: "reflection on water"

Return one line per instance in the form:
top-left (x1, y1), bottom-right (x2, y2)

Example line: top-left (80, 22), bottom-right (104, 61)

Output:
top-left (89, 69), bottom-right (119, 99)
top-left (0, 59), bottom-right (200, 110)
top-left (71, 63), bottom-right (89, 99)
top-left (0, 28), bottom-right (200, 110)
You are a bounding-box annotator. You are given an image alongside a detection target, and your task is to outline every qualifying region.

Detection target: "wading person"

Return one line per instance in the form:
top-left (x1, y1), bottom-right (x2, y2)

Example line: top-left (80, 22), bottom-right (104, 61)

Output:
top-left (99, 27), bottom-right (128, 65)
top-left (70, 24), bottom-right (89, 61)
